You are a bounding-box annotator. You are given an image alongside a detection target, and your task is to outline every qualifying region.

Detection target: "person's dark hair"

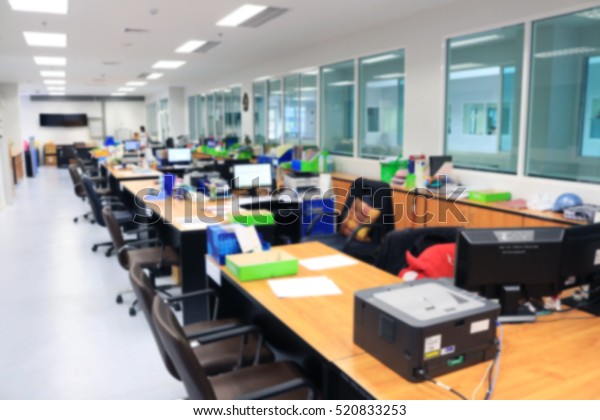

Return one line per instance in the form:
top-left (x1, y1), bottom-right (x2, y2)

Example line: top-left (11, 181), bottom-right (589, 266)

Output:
top-left (140, 126), bottom-right (146, 133)
top-left (166, 137), bottom-right (175, 148)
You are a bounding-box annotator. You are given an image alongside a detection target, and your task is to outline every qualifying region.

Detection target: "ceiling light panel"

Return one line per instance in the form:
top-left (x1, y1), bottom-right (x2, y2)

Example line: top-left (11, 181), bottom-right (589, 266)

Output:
top-left (40, 70), bottom-right (65, 78)
top-left (146, 73), bottom-right (163, 80)
top-left (34, 56), bottom-right (66, 66)
top-left (44, 79), bottom-right (66, 85)
top-left (24, 32), bottom-right (67, 47)
top-left (9, 0), bottom-right (68, 14)
top-left (47, 86), bottom-right (65, 91)
top-left (48, 92), bottom-right (65, 96)
top-left (217, 4), bottom-right (267, 26)
top-left (118, 87), bottom-right (135, 92)
top-left (175, 40), bottom-right (207, 53)
top-left (126, 81), bottom-right (147, 86)
top-left (152, 61), bottom-right (186, 69)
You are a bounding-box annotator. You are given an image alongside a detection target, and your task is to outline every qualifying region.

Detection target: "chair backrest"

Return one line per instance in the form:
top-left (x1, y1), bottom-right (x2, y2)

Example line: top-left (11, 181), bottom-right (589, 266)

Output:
top-left (375, 227), bottom-right (460, 275)
top-left (152, 296), bottom-right (217, 400)
top-left (129, 265), bottom-right (180, 380)
top-left (342, 177), bottom-right (395, 244)
top-left (102, 207), bottom-right (129, 269)
top-left (81, 176), bottom-right (106, 226)
top-left (68, 164), bottom-right (81, 186)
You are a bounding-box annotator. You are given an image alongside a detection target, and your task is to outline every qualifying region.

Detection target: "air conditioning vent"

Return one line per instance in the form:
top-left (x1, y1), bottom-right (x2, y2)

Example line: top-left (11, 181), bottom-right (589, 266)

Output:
top-left (124, 28), bottom-right (149, 33)
top-left (240, 7), bottom-right (288, 28)
top-left (194, 41), bottom-right (221, 53)
top-left (137, 72), bottom-right (150, 79)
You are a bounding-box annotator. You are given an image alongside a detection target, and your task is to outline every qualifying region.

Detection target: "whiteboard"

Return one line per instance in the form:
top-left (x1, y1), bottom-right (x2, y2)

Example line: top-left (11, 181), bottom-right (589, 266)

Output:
top-left (88, 118), bottom-right (103, 139)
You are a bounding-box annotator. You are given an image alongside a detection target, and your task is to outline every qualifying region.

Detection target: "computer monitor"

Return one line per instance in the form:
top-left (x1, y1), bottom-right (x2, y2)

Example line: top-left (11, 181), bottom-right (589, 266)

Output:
top-left (124, 140), bottom-right (141, 152)
top-left (455, 227), bottom-right (565, 322)
top-left (167, 148), bottom-right (192, 165)
top-left (429, 155), bottom-right (453, 177)
top-left (233, 164), bottom-right (273, 192)
top-left (214, 159), bottom-right (250, 183)
top-left (560, 223), bottom-right (600, 315)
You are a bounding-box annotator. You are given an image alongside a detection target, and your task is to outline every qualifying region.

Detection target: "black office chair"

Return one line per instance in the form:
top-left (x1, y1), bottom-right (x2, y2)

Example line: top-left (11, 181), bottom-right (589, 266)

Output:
top-left (301, 177), bottom-right (395, 264)
top-left (130, 265), bottom-right (273, 377)
top-left (375, 227), bottom-right (460, 275)
top-left (82, 176), bottom-right (134, 255)
top-left (68, 165), bottom-right (93, 223)
top-left (152, 295), bottom-right (316, 399)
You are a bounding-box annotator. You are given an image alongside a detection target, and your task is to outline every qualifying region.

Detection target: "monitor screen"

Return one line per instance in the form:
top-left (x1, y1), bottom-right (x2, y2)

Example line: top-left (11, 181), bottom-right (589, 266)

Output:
top-left (233, 164), bottom-right (273, 189)
top-left (124, 140), bottom-right (140, 151)
top-left (40, 113), bottom-right (88, 127)
top-left (167, 148), bottom-right (192, 164)
top-left (455, 227), bottom-right (564, 319)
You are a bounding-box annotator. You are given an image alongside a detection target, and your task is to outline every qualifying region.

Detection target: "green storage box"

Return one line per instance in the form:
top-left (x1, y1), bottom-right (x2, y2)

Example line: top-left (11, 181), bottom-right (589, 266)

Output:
top-left (229, 211), bottom-right (275, 226)
top-left (468, 190), bottom-right (512, 203)
top-left (226, 250), bottom-right (299, 282)
top-left (380, 157), bottom-right (407, 184)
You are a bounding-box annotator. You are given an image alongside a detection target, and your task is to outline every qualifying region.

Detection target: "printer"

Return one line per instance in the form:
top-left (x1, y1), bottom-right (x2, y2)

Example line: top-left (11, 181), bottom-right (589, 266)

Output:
top-left (354, 279), bottom-right (499, 382)
top-left (283, 172), bottom-right (321, 195)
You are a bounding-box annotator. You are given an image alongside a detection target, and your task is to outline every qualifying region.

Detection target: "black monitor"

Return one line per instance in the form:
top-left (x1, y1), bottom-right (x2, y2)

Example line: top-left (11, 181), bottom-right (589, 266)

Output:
top-left (214, 159), bottom-right (250, 184)
top-left (560, 223), bottom-right (600, 315)
top-left (455, 227), bottom-right (565, 323)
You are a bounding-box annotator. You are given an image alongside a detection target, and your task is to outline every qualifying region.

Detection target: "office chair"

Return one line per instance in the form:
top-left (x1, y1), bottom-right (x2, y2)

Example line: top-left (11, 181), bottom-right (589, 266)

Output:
top-left (130, 265), bottom-right (273, 376)
top-left (82, 176), bottom-right (134, 256)
top-left (103, 206), bottom-right (179, 315)
top-left (375, 227), bottom-right (460, 275)
top-left (68, 165), bottom-right (93, 223)
top-left (301, 177), bottom-right (395, 264)
top-left (152, 295), bottom-right (316, 399)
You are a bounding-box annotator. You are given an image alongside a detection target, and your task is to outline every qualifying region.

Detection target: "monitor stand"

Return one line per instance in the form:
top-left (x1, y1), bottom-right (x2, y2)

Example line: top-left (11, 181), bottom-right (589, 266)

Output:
top-left (498, 285), bottom-right (537, 323)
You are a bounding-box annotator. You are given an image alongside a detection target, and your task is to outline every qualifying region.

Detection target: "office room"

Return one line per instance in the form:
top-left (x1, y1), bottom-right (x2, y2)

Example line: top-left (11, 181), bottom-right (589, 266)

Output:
top-left (1, 0), bottom-right (600, 412)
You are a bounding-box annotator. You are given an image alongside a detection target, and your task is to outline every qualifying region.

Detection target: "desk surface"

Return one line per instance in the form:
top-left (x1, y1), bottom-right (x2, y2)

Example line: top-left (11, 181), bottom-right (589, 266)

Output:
top-left (220, 241), bottom-right (600, 400)
top-left (221, 242), bottom-right (400, 362)
top-left (106, 165), bottom-right (161, 180)
top-left (121, 179), bottom-right (272, 232)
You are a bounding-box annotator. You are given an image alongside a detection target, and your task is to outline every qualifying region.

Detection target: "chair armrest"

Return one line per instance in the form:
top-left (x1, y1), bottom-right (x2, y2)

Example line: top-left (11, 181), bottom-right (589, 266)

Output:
top-left (305, 210), bottom-right (339, 237)
top-left (166, 289), bottom-right (217, 303)
top-left (341, 223), bottom-right (375, 250)
top-left (193, 324), bottom-right (264, 367)
top-left (237, 378), bottom-right (317, 400)
top-left (117, 239), bottom-right (161, 254)
top-left (185, 322), bottom-right (241, 340)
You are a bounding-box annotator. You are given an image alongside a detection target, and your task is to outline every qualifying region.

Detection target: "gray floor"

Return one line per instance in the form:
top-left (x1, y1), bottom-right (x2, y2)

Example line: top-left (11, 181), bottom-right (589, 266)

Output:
top-left (0, 167), bottom-right (184, 399)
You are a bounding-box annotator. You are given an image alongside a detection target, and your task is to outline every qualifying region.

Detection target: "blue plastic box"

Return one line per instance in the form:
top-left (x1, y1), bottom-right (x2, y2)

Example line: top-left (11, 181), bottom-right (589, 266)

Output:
top-left (207, 225), bottom-right (270, 265)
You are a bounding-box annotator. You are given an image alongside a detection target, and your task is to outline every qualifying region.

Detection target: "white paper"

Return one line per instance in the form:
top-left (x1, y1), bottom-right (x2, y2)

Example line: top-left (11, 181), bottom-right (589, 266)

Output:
top-left (268, 276), bottom-right (342, 298)
top-left (234, 225), bottom-right (263, 253)
top-left (299, 255), bottom-right (359, 271)
top-left (205, 255), bottom-right (221, 286)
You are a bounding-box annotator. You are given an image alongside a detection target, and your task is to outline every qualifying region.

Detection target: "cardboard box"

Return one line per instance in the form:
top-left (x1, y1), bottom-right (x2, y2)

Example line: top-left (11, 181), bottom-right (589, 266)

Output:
top-left (226, 250), bottom-right (298, 282)
top-left (44, 143), bottom-right (57, 155)
top-left (44, 155), bottom-right (57, 166)
top-left (468, 190), bottom-right (512, 203)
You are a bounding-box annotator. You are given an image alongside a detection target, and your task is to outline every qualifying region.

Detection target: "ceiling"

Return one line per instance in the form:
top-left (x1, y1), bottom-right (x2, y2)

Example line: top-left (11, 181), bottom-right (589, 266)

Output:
top-left (0, 0), bottom-right (460, 97)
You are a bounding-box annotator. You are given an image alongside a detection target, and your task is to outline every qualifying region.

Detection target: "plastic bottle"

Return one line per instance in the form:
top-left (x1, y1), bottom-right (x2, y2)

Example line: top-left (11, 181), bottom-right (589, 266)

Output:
top-left (326, 154), bottom-right (334, 174)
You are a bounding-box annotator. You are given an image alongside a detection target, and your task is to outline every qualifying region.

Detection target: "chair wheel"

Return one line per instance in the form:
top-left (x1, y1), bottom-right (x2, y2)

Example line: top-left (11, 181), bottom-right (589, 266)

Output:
top-left (92, 245), bottom-right (98, 252)
top-left (116, 295), bottom-right (123, 304)
top-left (73, 218), bottom-right (78, 223)
top-left (172, 302), bottom-right (182, 312)
top-left (129, 307), bottom-right (137, 317)
top-left (90, 220), bottom-right (96, 224)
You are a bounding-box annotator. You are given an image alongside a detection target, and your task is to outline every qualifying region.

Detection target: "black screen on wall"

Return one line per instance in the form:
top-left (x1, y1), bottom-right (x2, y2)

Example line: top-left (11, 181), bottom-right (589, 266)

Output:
top-left (39, 114), bottom-right (88, 127)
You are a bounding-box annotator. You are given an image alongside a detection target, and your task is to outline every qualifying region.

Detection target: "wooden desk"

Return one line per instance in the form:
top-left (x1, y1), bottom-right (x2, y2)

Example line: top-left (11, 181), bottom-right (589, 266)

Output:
top-left (218, 242), bottom-right (600, 400)
top-left (103, 164), bottom-right (161, 194)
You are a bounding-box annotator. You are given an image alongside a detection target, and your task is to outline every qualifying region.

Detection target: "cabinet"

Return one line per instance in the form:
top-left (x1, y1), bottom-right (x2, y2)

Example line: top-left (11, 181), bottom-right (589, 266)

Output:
top-left (468, 206), bottom-right (523, 228)
top-left (522, 217), bottom-right (571, 228)
top-left (331, 178), bottom-right (353, 214)
top-left (393, 190), bottom-right (427, 229)
top-left (426, 198), bottom-right (472, 227)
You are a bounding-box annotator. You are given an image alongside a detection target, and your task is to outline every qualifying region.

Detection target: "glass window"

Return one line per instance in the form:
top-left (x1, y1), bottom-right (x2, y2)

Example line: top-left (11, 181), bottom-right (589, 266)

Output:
top-left (445, 25), bottom-right (524, 173)
top-left (358, 50), bottom-right (405, 159)
top-left (231, 86), bottom-right (242, 137)
top-left (253, 82), bottom-right (267, 145)
top-left (188, 96), bottom-right (197, 141)
top-left (206, 94), bottom-right (215, 138)
top-left (215, 92), bottom-right (224, 139)
top-left (197, 95), bottom-right (205, 139)
top-left (146, 103), bottom-right (158, 139)
top-left (299, 72), bottom-right (317, 145)
top-left (268, 79), bottom-right (283, 145)
top-left (223, 89), bottom-right (233, 134)
top-left (321, 60), bottom-right (355, 156)
top-left (284, 75), bottom-right (300, 144)
top-left (527, 7), bottom-right (600, 182)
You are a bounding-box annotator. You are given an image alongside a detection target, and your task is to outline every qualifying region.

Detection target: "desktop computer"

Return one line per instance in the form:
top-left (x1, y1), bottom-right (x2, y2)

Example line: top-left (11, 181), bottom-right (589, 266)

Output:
top-left (167, 148), bottom-right (192, 166)
top-left (233, 163), bottom-right (274, 196)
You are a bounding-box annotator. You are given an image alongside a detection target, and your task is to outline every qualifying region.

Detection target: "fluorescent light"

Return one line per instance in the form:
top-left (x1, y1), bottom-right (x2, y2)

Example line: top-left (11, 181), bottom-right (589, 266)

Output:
top-left (254, 75), bottom-right (273, 81)
top-left (9, 0), bottom-right (68, 14)
top-left (34, 56), bottom-right (66, 66)
top-left (329, 81), bottom-right (354, 87)
top-left (362, 54), bottom-right (398, 65)
top-left (450, 62), bottom-right (482, 71)
top-left (111, 93), bottom-right (127, 96)
top-left (40, 70), bottom-right (65, 78)
top-left (535, 47), bottom-right (598, 59)
top-left (47, 86), bottom-right (65, 91)
top-left (217, 4), bottom-right (267, 27)
top-left (374, 72), bottom-right (405, 80)
top-left (152, 60), bottom-right (186, 69)
top-left (450, 34), bottom-right (502, 48)
top-left (126, 81), bottom-right (147, 86)
top-left (118, 87), bottom-right (135, 92)
top-left (450, 67), bottom-right (501, 80)
top-left (175, 40), bottom-right (207, 53)
top-left (577, 9), bottom-right (600, 20)
top-left (24, 32), bottom-right (66, 48)
top-left (146, 73), bottom-right (163, 80)
top-left (48, 92), bottom-right (65, 96)
top-left (44, 79), bottom-right (66, 85)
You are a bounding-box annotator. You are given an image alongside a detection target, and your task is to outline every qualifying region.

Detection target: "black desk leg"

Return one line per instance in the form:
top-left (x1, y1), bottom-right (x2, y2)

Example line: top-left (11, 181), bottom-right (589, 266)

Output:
top-left (179, 231), bottom-right (210, 324)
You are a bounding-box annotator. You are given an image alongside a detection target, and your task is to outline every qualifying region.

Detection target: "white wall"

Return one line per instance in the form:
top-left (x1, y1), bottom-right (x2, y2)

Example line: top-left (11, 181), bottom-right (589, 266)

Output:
top-left (183, 0), bottom-right (600, 203)
top-left (19, 97), bottom-right (146, 146)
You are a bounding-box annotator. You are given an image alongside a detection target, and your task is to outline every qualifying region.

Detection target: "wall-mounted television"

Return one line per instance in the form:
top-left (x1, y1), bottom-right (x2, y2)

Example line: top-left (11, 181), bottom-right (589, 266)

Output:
top-left (40, 114), bottom-right (88, 127)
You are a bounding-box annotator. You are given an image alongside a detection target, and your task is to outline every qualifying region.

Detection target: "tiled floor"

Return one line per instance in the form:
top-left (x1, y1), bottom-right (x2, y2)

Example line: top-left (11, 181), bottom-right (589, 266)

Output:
top-left (0, 167), bottom-right (183, 399)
